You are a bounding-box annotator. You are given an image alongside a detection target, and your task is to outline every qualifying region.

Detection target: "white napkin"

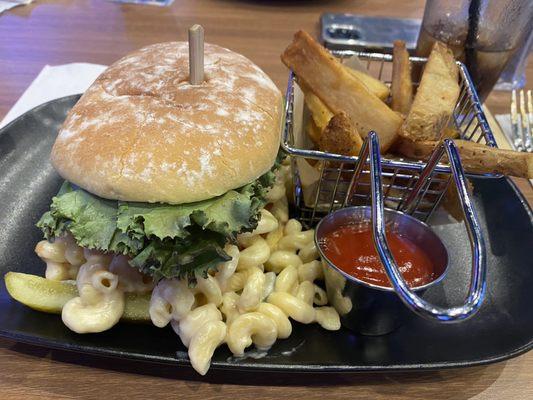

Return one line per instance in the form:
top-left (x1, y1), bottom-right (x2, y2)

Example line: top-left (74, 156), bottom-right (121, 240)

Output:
top-left (0, 0), bottom-right (32, 15)
top-left (0, 63), bottom-right (107, 128)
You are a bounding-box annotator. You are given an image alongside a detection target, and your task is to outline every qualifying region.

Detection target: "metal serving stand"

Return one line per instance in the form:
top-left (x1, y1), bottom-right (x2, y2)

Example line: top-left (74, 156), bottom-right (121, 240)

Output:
top-left (344, 132), bottom-right (486, 321)
top-left (281, 51), bottom-right (498, 228)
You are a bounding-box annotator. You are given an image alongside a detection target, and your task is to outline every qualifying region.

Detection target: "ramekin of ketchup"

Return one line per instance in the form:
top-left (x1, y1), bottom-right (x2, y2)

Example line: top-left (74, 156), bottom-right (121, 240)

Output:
top-left (316, 206), bottom-right (448, 335)
top-left (316, 207), bottom-right (448, 291)
top-left (318, 223), bottom-right (437, 289)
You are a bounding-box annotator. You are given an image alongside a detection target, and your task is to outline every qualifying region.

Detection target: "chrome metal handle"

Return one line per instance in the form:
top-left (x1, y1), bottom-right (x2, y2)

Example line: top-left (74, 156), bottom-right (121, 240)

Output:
top-left (363, 132), bottom-right (487, 322)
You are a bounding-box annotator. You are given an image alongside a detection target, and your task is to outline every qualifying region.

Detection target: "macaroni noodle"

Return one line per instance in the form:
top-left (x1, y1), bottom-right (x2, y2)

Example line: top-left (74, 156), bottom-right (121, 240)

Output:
top-left (298, 241), bottom-right (319, 264)
top-left (236, 236), bottom-right (270, 271)
top-left (265, 250), bottom-right (302, 273)
top-left (188, 320), bottom-right (227, 376)
top-left (172, 303), bottom-right (222, 348)
top-left (62, 233), bottom-right (85, 266)
top-left (315, 306), bottom-right (341, 331)
top-left (265, 224), bottom-right (285, 251)
top-left (149, 279), bottom-right (195, 327)
top-left (296, 281), bottom-right (315, 305)
top-left (284, 219), bottom-right (302, 235)
top-left (195, 274), bottom-right (223, 306)
top-left (265, 169), bottom-right (287, 203)
top-left (237, 267), bottom-right (265, 313)
top-left (219, 291), bottom-right (240, 325)
top-left (277, 230), bottom-right (314, 252)
top-left (261, 271), bottom-right (276, 301)
top-left (36, 234), bottom-right (84, 281)
top-left (250, 209), bottom-right (279, 235)
top-left (274, 265), bottom-right (299, 294)
top-left (226, 312), bottom-right (277, 356)
top-left (270, 196), bottom-right (289, 224)
top-left (256, 303), bottom-right (292, 339)
top-left (297, 260), bottom-right (324, 283)
top-left (267, 292), bottom-right (316, 324)
top-left (313, 285), bottom-right (328, 306)
top-left (215, 245), bottom-right (240, 292)
top-left (62, 258), bottom-right (125, 333)
top-left (226, 266), bottom-right (259, 293)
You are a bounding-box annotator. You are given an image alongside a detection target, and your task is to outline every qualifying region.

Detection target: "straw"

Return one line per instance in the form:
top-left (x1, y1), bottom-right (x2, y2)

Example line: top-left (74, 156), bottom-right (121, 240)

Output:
top-left (188, 24), bottom-right (204, 85)
top-left (465, 0), bottom-right (481, 81)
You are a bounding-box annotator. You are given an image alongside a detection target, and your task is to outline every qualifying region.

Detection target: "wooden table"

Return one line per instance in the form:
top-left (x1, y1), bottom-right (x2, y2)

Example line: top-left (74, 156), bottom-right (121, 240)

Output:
top-left (0, 1), bottom-right (531, 399)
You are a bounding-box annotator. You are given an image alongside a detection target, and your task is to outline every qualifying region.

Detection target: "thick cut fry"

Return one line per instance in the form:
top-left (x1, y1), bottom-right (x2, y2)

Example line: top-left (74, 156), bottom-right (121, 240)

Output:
top-left (306, 118), bottom-right (322, 144)
top-left (394, 137), bottom-right (435, 159)
top-left (453, 140), bottom-right (533, 178)
top-left (441, 179), bottom-right (474, 222)
top-left (281, 30), bottom-right (402, 152)
top-left (442, 126), bottom-right (460, 139)
top-left (399, 42), bottom-right (460, 141)
top-left (391, 40), bottom-right (413, 115)
top-left (318, 112), bottom-right (363, 156)
top-left (395, 138), bottom-right (533, 179)
top-left (343, 66), bottom-right (390, 101)
top-left (300, 83), bottom-right (334, 133)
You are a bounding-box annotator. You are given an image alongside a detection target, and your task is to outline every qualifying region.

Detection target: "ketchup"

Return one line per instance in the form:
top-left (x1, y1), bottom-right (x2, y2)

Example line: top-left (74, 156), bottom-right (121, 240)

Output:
top-left (319, 223), bottom-right (437, 288)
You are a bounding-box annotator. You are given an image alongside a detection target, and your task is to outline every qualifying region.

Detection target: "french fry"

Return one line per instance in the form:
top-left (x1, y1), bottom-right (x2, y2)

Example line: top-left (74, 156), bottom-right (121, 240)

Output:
top-left (399, 42), bottom-right (460, 141)
top-left (395, 138), bottom-right (533, 179)
top-left (281, 30), bottom-right (403, 152)
top-left (318, 112), bottom-right (363, 156)
top-left (300, 83), bottom-right (334, 133)
top-left (302, 76), bottom-right (386, 144)
top-left (391, 40), bottom-right (413, 115)
top-left (393, 137), bottom-right (436, 159)
top-left (306, 118), bottom-right (322, 144)
top-left (454, 140), bottom-right (533, 178)
top-left (441, 179), bottom-right (474, 222)
top-left (343, 66), bottom-right (390, 102)
top-left (442, 126), bottom-right (460, 139)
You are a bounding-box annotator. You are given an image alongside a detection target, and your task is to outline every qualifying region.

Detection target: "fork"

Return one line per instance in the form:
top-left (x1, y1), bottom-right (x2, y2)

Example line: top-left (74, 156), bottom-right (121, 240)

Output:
top-left (510, 89), bottom-right (533, 152)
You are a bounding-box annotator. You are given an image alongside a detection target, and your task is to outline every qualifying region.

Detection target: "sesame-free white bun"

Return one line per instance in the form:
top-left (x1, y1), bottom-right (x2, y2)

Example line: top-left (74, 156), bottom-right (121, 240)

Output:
top-left (51, 42), bottom-right (282, 204)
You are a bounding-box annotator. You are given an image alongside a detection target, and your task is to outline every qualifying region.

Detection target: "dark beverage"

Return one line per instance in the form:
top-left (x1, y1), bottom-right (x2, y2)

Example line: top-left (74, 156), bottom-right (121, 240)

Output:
top-left (417, 24), bottom-right (517, 101)
top-left (416, 0), bottom-right (531, 102)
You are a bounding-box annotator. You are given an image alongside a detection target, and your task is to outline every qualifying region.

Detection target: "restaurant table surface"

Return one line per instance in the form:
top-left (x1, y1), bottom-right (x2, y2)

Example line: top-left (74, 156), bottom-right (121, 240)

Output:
top-left (0, 1), bottom-right (532, 399)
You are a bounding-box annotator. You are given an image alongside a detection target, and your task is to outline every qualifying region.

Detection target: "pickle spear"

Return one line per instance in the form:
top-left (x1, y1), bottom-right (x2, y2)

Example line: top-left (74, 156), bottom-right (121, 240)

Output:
top-left (4, 272), bottom-right (151, 322)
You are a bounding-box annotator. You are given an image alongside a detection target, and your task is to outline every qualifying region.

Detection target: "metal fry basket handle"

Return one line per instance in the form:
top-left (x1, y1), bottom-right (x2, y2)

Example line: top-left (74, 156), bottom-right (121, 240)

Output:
top-left (362, 132), bottom-right (487, 322)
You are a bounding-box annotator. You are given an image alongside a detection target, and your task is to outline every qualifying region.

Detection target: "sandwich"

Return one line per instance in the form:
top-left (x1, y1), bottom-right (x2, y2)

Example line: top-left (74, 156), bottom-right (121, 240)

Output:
top-left (37, 41), bottom-right (283, 283)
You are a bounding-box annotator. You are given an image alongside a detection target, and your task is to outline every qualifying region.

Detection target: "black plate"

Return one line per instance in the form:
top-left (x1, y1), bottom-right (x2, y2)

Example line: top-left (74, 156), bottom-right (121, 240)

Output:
top-left (1, 95), bottom-right (532, 372)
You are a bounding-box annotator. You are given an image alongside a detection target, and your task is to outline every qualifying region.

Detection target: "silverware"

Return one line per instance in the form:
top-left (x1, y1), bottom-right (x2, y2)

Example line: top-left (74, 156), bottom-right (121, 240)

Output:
top-left (511, 89), bottom-right (533, 152)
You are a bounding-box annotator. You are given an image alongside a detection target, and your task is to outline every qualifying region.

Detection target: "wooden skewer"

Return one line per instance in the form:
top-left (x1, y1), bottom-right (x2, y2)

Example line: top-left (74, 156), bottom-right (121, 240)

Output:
top-left (188, 24), bottom-right (204, 85)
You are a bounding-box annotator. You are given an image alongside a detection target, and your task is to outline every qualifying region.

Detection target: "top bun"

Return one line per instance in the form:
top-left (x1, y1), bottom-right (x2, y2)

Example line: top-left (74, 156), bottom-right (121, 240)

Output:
top-left (51, 42), bottom-right (282, 204)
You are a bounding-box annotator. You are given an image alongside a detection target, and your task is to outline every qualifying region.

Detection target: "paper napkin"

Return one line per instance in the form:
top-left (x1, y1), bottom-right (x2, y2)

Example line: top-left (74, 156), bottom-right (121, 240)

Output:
top-left (0, 63), bottom-right (107, 128)
top-left (0, 0), bottom-right (32, 15)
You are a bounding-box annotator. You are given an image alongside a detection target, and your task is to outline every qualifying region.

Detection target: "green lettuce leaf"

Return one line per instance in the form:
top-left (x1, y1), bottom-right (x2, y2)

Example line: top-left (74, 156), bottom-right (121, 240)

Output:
top-left (129, 228), bottom-right (231, 283)
top-left (36, 156), bottom-right (281, 281)
top-left (38, 182), bottom-right (143, 254)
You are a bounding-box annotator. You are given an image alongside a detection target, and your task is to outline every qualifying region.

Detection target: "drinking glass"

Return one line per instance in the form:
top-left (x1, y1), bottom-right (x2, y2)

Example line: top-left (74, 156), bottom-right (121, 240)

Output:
top-left (416, 0), bottom-right (533, 101)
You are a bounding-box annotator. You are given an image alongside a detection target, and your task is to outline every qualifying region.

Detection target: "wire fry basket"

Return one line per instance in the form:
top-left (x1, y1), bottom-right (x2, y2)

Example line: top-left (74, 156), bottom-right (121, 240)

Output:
top-left (281, 51), bottom-right (499, 228)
